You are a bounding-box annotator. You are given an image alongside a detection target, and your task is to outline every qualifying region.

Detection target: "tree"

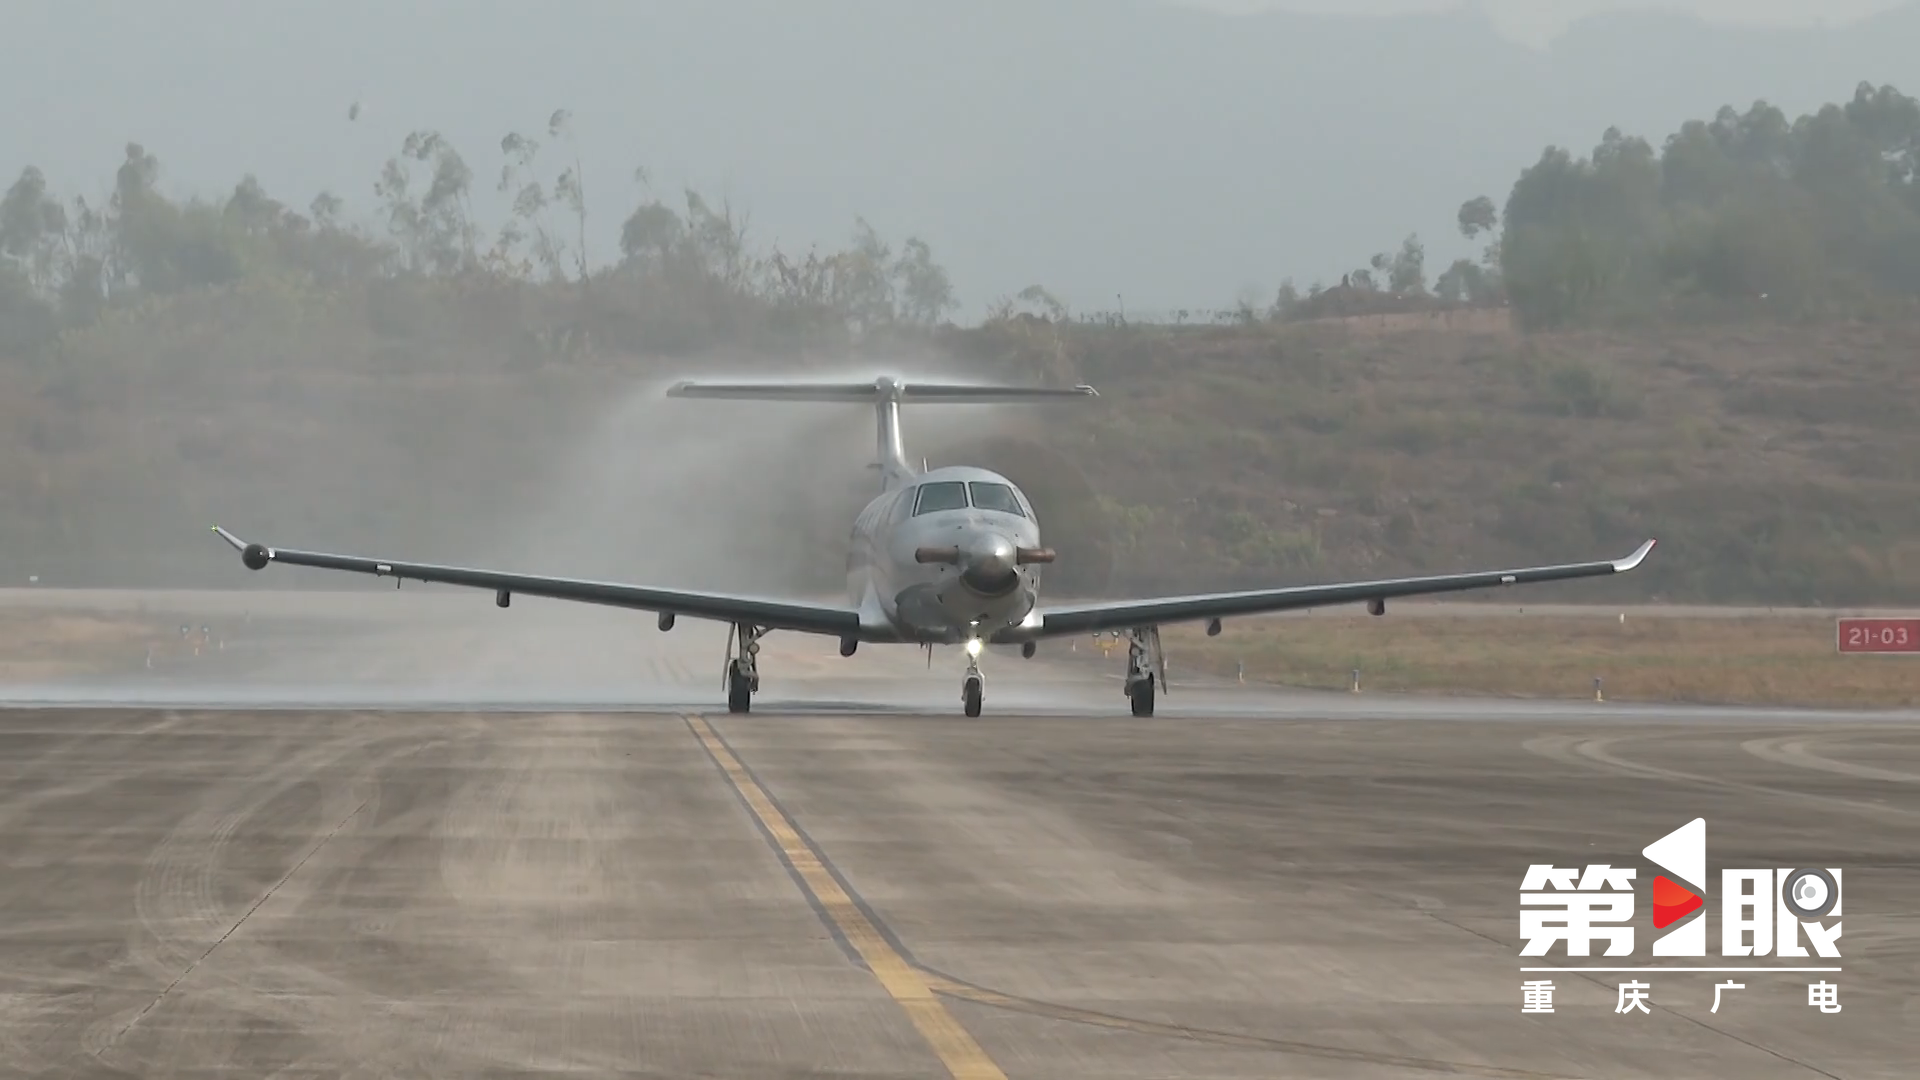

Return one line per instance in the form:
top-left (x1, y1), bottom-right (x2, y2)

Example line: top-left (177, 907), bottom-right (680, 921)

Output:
top-left (0, 167), bottom-right (71, 295)
top-left (546, 110), bottom-right (591, 281)
top-left (1389, 233), bottom-right (1426, 295)
top-left (1458, 195), bottom-right (1502, 269)
top-left (494, 130), bottom-right (565, 279)
top-left (681, 190), bottom-right (752, 289)
top-left (831, 217), bottom-right (893, 324)
top-left (309, 191), bottom-right (343, 230)
top-left (1435, 258), bottom-right (1500, 304)
top-left (1842, 80), bottom-right (1920, 185)
top-left (374, 130), bottom-right (479, 274)
top-left (988, 284), bottom-right (1066, 322)
top-left (618, 199), bottom-right (683, 267)
top-left (1457, 195), bottom-right (1497, 240)
top-left (1472, 81), bottom-right (1920, 328)
top-left (224, 175), bottom-right (284, 234)
top-left (1493, 129), bottom-right (1663, 326)
top-left (1271, 279), bottom-right (1300, 317)
top-left (891, 236), bottom-right (955, 325)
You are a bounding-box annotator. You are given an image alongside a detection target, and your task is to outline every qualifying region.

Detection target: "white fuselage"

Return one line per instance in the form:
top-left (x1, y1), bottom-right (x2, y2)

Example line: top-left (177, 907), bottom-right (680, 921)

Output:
top-left (845, 465), bottom-right (1044, 644)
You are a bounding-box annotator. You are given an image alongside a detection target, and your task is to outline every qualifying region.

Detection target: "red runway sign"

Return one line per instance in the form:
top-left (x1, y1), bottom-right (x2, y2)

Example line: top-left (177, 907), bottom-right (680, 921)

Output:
top-left (1837, 617), bottom-right (1920, 654)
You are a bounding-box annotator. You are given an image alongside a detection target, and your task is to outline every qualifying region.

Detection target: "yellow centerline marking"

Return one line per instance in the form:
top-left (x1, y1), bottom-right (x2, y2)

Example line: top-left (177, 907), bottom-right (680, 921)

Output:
top-left (685, 714), bottom-right (1008, 1080)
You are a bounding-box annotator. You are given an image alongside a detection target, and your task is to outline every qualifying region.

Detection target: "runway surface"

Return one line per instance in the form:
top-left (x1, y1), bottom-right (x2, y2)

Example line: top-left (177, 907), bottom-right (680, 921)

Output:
top-left (1, 590), bottom-right (1915, 1077)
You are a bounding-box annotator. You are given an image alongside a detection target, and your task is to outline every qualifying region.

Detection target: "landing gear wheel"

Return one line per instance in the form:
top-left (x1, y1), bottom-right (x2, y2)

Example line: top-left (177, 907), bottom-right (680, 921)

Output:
top-left (1129, 677), bottom-right (1156, 717)
top-left (962, 677), bottom-right (983, 718)
top-left (1123, 625), bottom-right (1164, 718)
top-left (724, 622), bottom-right (763, 714)
top-left (727, 660), bottom-right (752, 714)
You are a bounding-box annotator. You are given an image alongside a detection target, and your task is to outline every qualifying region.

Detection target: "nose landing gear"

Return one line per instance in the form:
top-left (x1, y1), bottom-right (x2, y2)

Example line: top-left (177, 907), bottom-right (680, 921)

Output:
top-left (961, 637), bottom-right (984, 717)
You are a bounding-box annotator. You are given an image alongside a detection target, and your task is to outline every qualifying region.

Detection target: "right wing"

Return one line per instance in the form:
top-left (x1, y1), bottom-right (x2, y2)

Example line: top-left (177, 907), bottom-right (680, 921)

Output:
top-left (1012, 539), bottom-right (1657, 639)
top-left (210, 526), bottom-right (861, 637)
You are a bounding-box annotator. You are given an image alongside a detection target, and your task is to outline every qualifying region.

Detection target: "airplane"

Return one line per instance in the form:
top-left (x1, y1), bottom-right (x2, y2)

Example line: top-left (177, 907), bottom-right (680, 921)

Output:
top-left (211, 375), bottom-right (1656, 717)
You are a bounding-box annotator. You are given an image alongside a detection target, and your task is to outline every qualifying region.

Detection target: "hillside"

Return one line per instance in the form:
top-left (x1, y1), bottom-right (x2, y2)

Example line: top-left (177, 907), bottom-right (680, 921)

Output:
top-left (6, 303), bottom-right (1919, 606)
top-left (1046, 309), bottom-right (1920, 603)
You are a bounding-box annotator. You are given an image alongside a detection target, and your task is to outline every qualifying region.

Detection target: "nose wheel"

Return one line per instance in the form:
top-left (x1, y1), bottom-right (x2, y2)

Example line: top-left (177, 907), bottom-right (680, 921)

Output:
top-left (962, 646), bottom-right (984, 717)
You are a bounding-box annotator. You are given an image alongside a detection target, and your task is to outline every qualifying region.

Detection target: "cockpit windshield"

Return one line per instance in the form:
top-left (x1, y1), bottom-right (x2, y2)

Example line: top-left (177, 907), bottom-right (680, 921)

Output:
top-left (968, 482), bottom-right (1026, 517)
top-left (912, 481), bottom-right (969, 515)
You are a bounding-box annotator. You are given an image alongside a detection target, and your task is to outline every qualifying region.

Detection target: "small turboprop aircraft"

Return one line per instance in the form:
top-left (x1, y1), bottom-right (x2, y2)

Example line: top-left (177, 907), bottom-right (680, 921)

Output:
top-left (212, 376), bottom-right (1655, 716)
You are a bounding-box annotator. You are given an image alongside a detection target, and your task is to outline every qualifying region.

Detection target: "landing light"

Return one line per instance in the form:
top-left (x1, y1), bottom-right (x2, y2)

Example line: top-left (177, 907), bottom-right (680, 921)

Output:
top-left (965, 638), bottom-right (983, 657)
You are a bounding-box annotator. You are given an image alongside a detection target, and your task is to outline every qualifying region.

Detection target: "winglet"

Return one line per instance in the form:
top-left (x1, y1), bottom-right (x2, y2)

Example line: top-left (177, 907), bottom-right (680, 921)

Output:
top-left (1612, 538), bottom-right (1656, 572)
top-left (211, 525), bottom-right (272, 570)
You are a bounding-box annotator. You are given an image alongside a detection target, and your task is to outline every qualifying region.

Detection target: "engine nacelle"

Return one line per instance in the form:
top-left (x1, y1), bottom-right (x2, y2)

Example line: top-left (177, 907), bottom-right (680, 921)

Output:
top-left (1367, 597), bottom-right (1386, 616)
top-left (840, 636), bottom-right (858, 657)
top-left (658, 611), bottom-right (676, 631)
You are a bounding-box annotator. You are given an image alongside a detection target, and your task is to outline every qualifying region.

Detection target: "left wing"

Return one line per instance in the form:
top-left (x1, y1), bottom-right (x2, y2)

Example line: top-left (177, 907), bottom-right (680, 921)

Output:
top-left (1007, 539), bottom-right (1656, 639)
top-left (210, 526), bottom-right (862, 637)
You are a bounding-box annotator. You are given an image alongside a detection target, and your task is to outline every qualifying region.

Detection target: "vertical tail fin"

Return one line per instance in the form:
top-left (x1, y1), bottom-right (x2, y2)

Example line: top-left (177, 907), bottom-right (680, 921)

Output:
top-left (665, 376), bottom-right (1097, 490)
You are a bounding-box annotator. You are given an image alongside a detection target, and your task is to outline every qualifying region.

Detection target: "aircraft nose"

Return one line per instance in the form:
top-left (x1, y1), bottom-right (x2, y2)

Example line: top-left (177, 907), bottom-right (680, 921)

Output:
top-left (959, 532), bottom-right (1020, 595)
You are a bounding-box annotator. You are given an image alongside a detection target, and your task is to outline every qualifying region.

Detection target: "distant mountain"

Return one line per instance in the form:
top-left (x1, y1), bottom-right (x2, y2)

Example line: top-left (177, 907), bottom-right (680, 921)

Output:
top-left (2, 0), bottom-right (1914, 316)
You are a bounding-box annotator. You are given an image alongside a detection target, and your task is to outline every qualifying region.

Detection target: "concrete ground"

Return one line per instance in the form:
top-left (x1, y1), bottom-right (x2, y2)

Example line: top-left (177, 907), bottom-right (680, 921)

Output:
top-left (0, 591), bottom-right (1914, 1078)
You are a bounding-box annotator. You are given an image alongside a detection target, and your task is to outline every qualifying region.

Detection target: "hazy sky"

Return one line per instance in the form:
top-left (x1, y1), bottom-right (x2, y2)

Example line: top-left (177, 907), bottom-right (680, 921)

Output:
top-left (3, 0), bottom-right (1914, 318)
top-left (1180, 0), bottom-right (1905, 45)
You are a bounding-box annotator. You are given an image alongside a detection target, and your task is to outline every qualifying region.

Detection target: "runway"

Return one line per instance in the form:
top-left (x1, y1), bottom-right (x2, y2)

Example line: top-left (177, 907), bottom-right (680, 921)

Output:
top-left (1, 591), bottom-right (1915, 1077)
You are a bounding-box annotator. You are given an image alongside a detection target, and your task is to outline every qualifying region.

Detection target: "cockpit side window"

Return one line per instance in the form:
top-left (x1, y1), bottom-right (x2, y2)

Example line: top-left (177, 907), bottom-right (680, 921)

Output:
top-left (967, 482), bottom-right (1026, 517)
top-left (912, 481), bottom-right (969, 515)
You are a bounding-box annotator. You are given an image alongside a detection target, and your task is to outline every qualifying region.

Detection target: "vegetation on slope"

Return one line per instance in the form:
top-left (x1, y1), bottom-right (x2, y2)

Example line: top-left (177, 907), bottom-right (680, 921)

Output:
top-left (3, 85), bottom-right (1919, 605)
top-left (1274, 80), bottom-right (1920, 332)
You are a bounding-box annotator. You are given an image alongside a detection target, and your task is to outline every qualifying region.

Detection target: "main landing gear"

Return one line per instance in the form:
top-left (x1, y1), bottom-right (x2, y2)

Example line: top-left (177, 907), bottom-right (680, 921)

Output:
top-left (1125, 626), bottom-right (1164, 717)
top-left (725, 623), bottom-right (763, 713)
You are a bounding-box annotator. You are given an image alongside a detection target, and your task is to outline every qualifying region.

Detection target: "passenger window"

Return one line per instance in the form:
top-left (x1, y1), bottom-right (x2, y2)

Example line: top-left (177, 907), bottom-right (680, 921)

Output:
top-left (968, 482), bottom-right (1026, 517)
top-left (913, 481), bottom-right (969, 515)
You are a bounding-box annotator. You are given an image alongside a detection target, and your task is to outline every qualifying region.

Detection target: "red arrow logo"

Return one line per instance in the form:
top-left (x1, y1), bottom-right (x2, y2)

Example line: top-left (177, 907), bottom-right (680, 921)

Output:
top-left (1652, 874), bottom-right (1703, 928)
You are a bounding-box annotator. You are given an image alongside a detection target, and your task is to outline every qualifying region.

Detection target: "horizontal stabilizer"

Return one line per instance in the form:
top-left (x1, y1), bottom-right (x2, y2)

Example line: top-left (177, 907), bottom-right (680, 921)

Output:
top-left (665, 376), bottom-right (1096, 403)
top-left (668, 374), bottom-right (1095, 491)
